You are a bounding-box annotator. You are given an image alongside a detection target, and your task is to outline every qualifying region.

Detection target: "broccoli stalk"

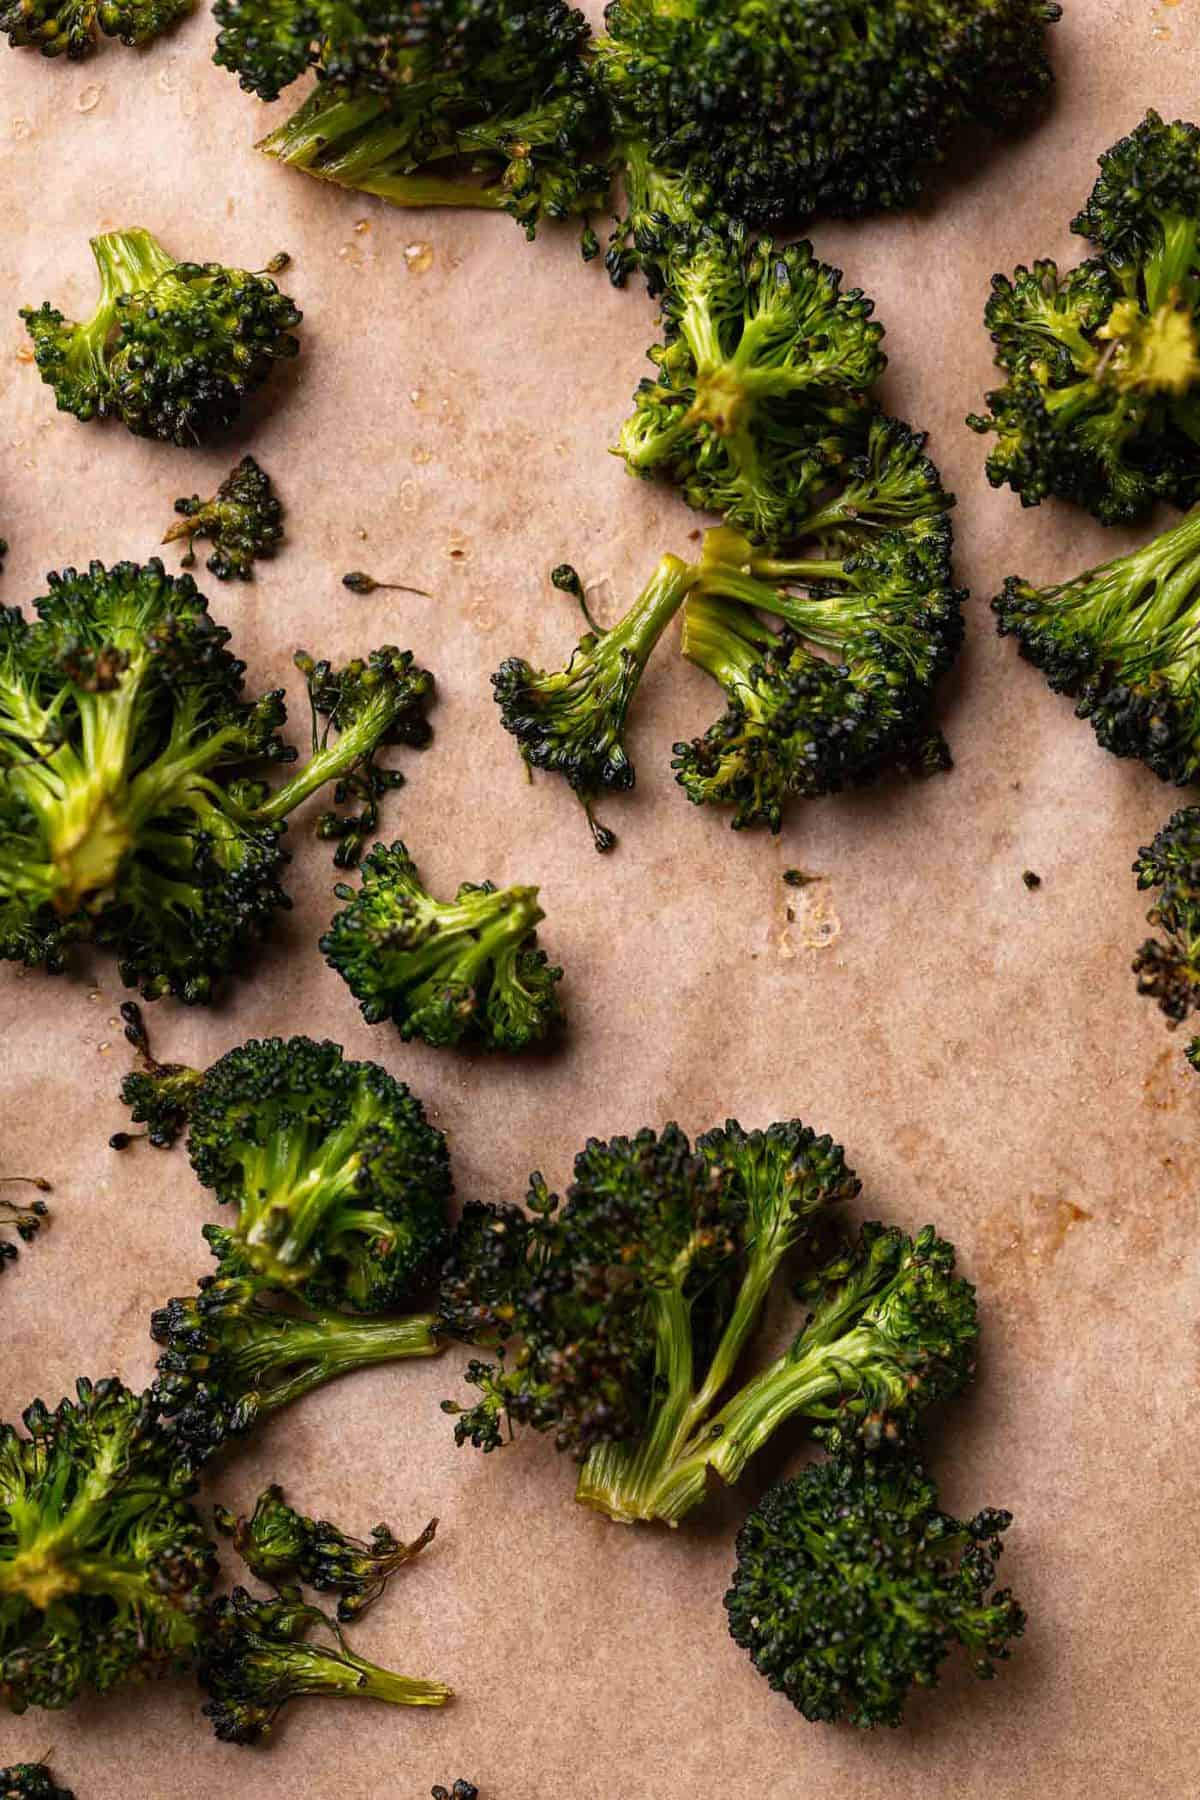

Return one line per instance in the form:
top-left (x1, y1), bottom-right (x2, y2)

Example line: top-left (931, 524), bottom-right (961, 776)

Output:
top-left (21, 229), bottom-right (301, 446)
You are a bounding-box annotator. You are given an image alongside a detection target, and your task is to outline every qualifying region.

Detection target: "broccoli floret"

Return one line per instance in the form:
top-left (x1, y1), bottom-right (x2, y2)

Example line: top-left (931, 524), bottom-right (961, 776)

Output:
top-left (1132, 806), bottom-right (1200, 1064)
top-left (725, 1452), bottom-right (1025, 1728)
top-left (237, 0), bottom-right (609, 237)
top-left (197, 1585), bottom-right (451, 1744)
top-left (215, 1485), bottom-right (438, 1621)
top-left (492, 554), bottom-right (695, 850)
top-left (598, 0), bottom-right (1060, 263)
top-left (615, 221), bottom-right (884, 542)
top-left (0, 1766), bottom-right (75, 1799)
top-left (152, 1226), bottom-right (443, 1466)
top-left (442, 1120), bottom-right (977, 1526)
top-left (114, 1001), bottom-right (204, 1149)
top-left (0, 1377), bottom-right (216, 1714)
top-left (0, 559), bottom-right (434, 1002)
top-left (0, 1177), bottom-right (50, 1278)
top-left (321, 840), bottom-right (564, 1050)
top-left (21, 229), bottom-right (301, 446)
top-left (433, 1785), bottom-right (479, 1800)
top-left (993, 504), bottom-right (1200, 780)
top-left (0, 0), bottom-right (189, 56)
top-left (163, 456), bottom-right (284, 582)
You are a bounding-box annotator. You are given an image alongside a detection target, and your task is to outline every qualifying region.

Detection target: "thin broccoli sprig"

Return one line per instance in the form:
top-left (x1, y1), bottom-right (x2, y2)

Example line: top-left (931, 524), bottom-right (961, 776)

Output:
top-left (1, 0), bottom-right (189, 56)
top-left (0, 1176), bottom-right (50, 1277)
top-left (164, 456), bottom-right (284, 581)
top-left (322, 840), bottom-right (564, 1050)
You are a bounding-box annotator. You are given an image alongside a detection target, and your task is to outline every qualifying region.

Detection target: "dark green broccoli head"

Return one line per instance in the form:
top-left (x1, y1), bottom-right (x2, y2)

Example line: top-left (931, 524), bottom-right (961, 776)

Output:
top-left (151, 1226), bottom-right (442, 1467)
top-left (184, 1036), bottom-right (451, 1309)
top-left (322, 840), bottom-right (564, 1050)
top-left (492, 553), bottom-right (694, 851)
top-left (196, 1586), bottom-right (451, 1744)
top-left (0, 1179), bottom-right (49, 1278)
top-left (164, 455), bottom-right (284, 582)
top-left (21, 229), bottom-right (301, 446)
top-left (0, 0), bottom-right (189, 55)
top-left (725, 1452), bottom-right (1025, 1728)
top-left (993, 505), bottom-right (1200, 779)
top-left (1072, 111), bottom-right (1200, 297)
top-left (598, 0), bottom-right (1060, 243)
top-left (0, 1766), bottom-right (75, 1800)
top-left (215, 1483), bottom-right (437, 1621)
top-left (616, 222), bottom-right (884, 540)
top-left (0, 1378), bottom-right (215, 1714)
top-left (1132, 806), bottom-right (1200, 1049)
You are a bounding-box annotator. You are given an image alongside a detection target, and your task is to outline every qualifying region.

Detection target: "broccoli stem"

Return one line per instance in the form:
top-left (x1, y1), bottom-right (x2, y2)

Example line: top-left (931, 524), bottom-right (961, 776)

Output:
top-left (680, 594), bottom-right (776, 716)
top-left (1144, 211), bottom-right (1200, 312)
top-left (248, 1634), bottom-right (451, 1710)
top-left (254, 693), bottom-right (396, 826)
top-left (229, 1309), bottom-right (441, 1416)
top-left (232, 1126), bottom-right (374, 1288)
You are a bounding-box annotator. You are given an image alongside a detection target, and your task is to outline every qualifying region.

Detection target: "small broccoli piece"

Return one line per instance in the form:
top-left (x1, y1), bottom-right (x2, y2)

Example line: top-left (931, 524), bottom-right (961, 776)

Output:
top-left (21, 229), bottom-right (301, 446)
top-left (1132, 806), bottom-right (1200, 1064)
top-left (215, 1485), bottom-right (438, 1622)
top-left (0, 0), bottom-right (189, 55)
top-left (152, 1226), bottom-right (443, 1466)
top-left (0, 559), bottom-right (433, 1002)
top-left (432, 1785), bottom-right (478, 1800)
top-left (196, 1586), bottom-right (451, 1744)
top-left (492, 554), bottom-right (695, 850)
top-left (0, 1377), bottom-right (216, 1715)
top-left (444, 1121), bottom-right (974, 1526)
top-left (0, 1177), bottom-right (50, 1277)
top-left (993, 504), bottom-right (1200, 780)
top-left (322, 841), bottom-right (564, 1051)
top-left (0, 1766), bottom-right (75, 1799)
top-left (114, 1000), bottom-right (203, 1149)
top-left (163, 456), bottom-right (284, 582)
top-left (726, 1453), bottom-right (1025, 1727)
top-left (616, 221), bottom-right (884, 541)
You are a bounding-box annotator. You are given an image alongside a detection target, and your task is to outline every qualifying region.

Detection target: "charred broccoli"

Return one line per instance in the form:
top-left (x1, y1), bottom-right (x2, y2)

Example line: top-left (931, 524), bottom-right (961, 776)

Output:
top-left (0, 558), bottom-right (433, 1003)
top-left (322, 840), bottom-right (564, 1050)
top-left (1132, 806), bottom-right (1200, 1066)
top-left (0, 1767), bottom-right (75, 1799)
top-left (215, 1485), bottom-right (437, 1621)
top-left (970, 113), bottom-right (1200, 523)
top-left (21, 230), bottom-right (301, 446)
top-left (441, 1121), bottom-right (977, 1526)
top-left (725, 1452), bottom-right (1025, 1727)
top-left (115, 1002), bottom-right (204, 1149)
top-left (164, 455), bottom-right (284, 581)
top-left (992, 503), bottom-right (1200, 781)
top-left (432, 1786), bottom-right (478, 1800)
top-left (1, 0), bottom-right (189, 56)
top-left (0, 1178), bottom-right (49, 1278)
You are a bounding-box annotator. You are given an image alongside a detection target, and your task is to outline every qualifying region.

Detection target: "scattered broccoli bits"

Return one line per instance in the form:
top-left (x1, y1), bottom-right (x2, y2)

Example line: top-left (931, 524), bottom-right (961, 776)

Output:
top-left (970, 112), bottom-right (1200, 522)
top-left (164, 455), bottom-right (284, 580)
top-left (1133, 806), bottom-right (1200, 1067)
top-left (725, 1453), bottom-right (1024, 1727)
top-left (993, 503), bottom-right (1200, 781)
top-left (0, 1766), bottom-right (75, 1799)
top-left (442, 1120), bottom-right (977, 1526)
top-left (432, 1785), bottom-right (479, 1800)
top-left (21, 229), bottom-right (301, 446)
top-left (0, 0), bottom-right (189, 56)
top-left (323, 840), bottom-right (565, 1049)
top-left (0, 558), bottom-right (433, 1002)
top-left (0, 1177), bottom-right (49, 1278)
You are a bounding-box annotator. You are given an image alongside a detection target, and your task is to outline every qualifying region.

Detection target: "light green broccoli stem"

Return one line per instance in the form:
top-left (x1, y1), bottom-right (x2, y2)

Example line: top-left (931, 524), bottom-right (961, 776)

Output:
top-left (1042, 503), bottom-right (1200, 669)
top-left (1143, 210), bottom-right (1200, 313)
top-left (256, 689), bottom-right (396, 826)
top-left (592, 553), bottom-right (696, 676)
top-left (680, 595), bottom-right (776, 718)
top-left (226, 1117), bottom-right (392, 1289)
top-left (235, 1310), bottom-right (442, 1416)
top-left (255, 1634), bottom-right (451, 1709)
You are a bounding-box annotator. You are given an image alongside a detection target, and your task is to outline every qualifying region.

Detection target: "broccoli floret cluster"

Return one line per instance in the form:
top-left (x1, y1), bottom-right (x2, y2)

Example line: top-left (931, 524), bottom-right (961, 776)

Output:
top-left (164, 455), bottom-right (285, 581)
top-left (0, 1766), bottom-right (75, 1799)
top-left (441, 1119), bottom-right (977, 1526)
top-left (992, 503), bottom-right (1200, 781)
top-left (1132, 806), bottom-right (1200, 1066)
top-left (21, 230), bottom-right (301, 447)
top-left (725, 1452), bottom-right (1025, 1728)
top-left (432, 1786), bottom-right (479, 1800)
top-left (970, 112), bottom-right (1200, 522)
top-left (0, 558), bottom-right (433, 1003)
top-left (0, 0), bottom-right (189, 56)
top-left (0, 1179), bottom-right (49, 1279)
top-left (322, 840), bottom-right (565, 1049)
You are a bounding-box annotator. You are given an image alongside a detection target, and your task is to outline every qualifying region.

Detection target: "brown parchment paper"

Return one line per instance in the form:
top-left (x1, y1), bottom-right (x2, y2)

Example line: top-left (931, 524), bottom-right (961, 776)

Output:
top-left (2, 7), bottom-right (1199, 1794)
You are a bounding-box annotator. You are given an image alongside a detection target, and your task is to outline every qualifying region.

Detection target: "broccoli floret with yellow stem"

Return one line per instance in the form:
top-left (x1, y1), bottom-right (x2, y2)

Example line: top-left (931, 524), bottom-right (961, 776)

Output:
top-left (1132, 806), bottom-right (1200, 1067)
top-left (725, 1452), bottom-right (1025, 1727)
top-left (492, 554), bottom-right (695, 851)
top-left (215, 1485), bottom-right (437, 1622)
top-left (164, 456), bottom-right (284, 582)
top-left (21, 230), bottom-right (301, 446)
top-left (322, 840), bottom-right (564, 1050)
top-left (197, 1586), bottom-right (451, 1745)
top-left (0, 0), bottom-right (189, 56)
top-left (0, 559), bottom-right (434, 1002)
top-left (1, 1765), bottom-right (75, 1799)
top-left (0, 1176), bottom-right (50, 1277)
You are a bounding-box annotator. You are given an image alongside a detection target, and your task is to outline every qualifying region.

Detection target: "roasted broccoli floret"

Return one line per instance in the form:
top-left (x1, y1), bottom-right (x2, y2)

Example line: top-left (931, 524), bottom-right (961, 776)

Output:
top-left (0, 1377), bottom-right (216, 1715)
top-left (432, 1785), bottom-right (478, 1800)
top-left (152, 1226), bottom-right (443, 1466)
top-left (0, 559), bottom-right (433, 1002)
top-left (970, 113), bottom-right (1200, 523)
top-left (21, 229), bottom-right (301, 447)
top-left (442, 1121), bottom-right (977, 1526)
top-left (598, 0), bottom-right (1061, 267)
top-left (0, 1177), bottom-right (49, 1277)
top-left (993, 503), bottom-right (1200, 780)
top-left (197, 1585), bottom-right (451, 1744)
top-left (322, 841), bottom-right (564, 1050)
top-left (492, 554), bottom-right (695, 850)
top-left (0, 0), bottom-right (189, 56)
top-left (0, 1765), bottom-right (75, 1799)
top-left (163, 456), bottom-right (284, 581)
top-left (725, 1452), bottom-right (1025, 1727)
top-left (215, 1486), bottom-right (437, 1622)
top-left (114, 1001), bottom-right (204, 1149)
top-left (235, 0), bottom-right (608, 237)
top-left (615, 221), bottom-right (884, 541)
top-left (1132, 806), bottom-right (1200, 1064)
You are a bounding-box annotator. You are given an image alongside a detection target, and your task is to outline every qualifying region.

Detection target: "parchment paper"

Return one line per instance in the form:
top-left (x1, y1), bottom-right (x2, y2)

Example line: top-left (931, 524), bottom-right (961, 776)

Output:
top-left (1, 6), bottom-right (1198, 1793)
